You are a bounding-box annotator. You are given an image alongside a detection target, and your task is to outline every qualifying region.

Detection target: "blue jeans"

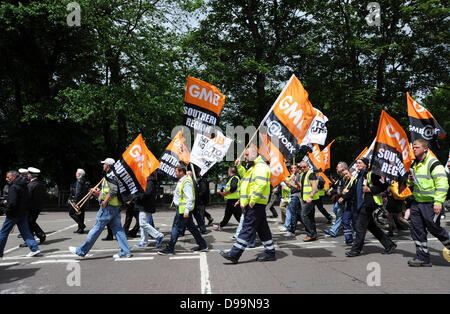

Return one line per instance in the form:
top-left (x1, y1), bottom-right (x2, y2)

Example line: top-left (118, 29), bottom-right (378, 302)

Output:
top-left (284, 201), bottom-right (292, 229)
top-left (167, 210), bottom-right (207, 252)
top-left (329, 202), bottom-right (344, 235)
top-left (234, 212), bottom-right (256, 246)
top-left (342, 202), bottom-right (358, 243)
top-left (0, 215), bottom-right (40, 257)
top-left (76, 206), bottom-right (130, 257)
top-left (288, 196), bottom-right (301, 233)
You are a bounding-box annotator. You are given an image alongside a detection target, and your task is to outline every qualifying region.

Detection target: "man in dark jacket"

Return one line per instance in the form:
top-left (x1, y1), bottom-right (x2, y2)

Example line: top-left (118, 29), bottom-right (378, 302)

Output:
top-left (26, 167), bottom-right (46, 244)
top-left (68, 169), bottom-right (89, 234)
top-left (198, 173), bottom-right (213, 226)
top-left (340, 158), bottom-right (396, 257)
top-left (0, 170), bottom-right (40, 258)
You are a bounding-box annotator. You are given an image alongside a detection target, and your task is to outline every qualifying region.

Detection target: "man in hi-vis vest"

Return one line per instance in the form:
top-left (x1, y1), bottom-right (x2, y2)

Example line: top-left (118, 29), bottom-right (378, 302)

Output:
top-left (158, 165), bottom-right (208, 255)
top-left (408, 139), bottom-right (450, 267)
top-left (216, 167), bottom-right (242, 231)
top-left (69, 158), bottom-right (131, 259)
top-left (220, 147), bottom-right (275, 264)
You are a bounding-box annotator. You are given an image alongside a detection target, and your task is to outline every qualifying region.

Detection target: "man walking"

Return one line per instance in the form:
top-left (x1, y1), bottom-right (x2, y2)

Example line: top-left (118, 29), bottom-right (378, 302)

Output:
top-left (69, 158), bottom-right (131, 259)
top-left (26, 167), bottom-right (47, 244)
top-left (216, 167), bottom-right (241, 230)
top-left (407, 139), bottom-right (450, 267)
top-left (68, 168), bottom-right (88, 234)
top-left (0, 171), bottom-right (40, 258)
top-left (340, 158), bottom-right (396, 257)
top-left (158, 165), bottom-right (208, 255)
top-left (220, 147), bottom-right (275, 264)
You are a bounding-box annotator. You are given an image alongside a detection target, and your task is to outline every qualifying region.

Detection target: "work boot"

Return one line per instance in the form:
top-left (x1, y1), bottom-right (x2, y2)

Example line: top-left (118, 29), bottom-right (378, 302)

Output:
top-left (220, 251), bottom-right (238, 264)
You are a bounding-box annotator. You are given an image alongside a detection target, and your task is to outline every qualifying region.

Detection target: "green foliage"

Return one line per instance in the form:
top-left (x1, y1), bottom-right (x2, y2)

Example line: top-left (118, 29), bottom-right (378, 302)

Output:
top-left (0, 0), bottom-right (448, 191)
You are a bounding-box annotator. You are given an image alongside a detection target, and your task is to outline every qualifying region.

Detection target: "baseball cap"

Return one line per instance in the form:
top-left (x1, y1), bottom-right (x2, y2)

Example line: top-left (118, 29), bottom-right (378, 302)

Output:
top-left (101, 158), bottom-right (115, 166)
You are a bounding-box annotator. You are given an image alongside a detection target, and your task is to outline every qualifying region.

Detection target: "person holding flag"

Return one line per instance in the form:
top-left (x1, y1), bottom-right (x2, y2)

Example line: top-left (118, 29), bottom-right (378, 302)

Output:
top-left (339, 157), bottom-right (397, 257)
top-left (407, 139), bottom-right (450, 267)
top-left (69, 158), bottom-right (132, 259)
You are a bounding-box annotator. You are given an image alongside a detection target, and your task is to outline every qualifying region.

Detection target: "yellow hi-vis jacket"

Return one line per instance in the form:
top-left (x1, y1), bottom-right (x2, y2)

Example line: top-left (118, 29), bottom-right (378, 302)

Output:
top-left (408, 152), bottom-right (449, 206)
top-left (237, 156), bottom-right (271, 207)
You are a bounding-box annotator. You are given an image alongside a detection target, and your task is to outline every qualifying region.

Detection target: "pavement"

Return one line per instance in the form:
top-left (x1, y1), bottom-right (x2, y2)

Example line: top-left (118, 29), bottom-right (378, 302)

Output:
top-left (0, 204), bottom-right (449, 294)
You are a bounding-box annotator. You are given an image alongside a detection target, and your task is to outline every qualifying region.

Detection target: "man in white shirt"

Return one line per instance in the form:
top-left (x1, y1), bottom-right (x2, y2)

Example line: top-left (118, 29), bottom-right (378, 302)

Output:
top-left (158, 165), bottom-right (208, 255)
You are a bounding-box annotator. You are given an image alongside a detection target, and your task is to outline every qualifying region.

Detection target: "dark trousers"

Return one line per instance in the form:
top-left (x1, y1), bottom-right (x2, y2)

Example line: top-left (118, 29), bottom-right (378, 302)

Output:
top-left (123, 208), bottom-right (139, 236)
top-left (68, 204), bottom-right (86, 230)
top-left (300, 200), bottom-right (317, 237)
top-left (27, 209), bottom-right (45, 240)
top-left (168, 210), bottom-right (207, 252)
top-left (219, 199), bottom-right (242, 227)
top-left (229, 204), bottom-right (275, 260)
top-left (410, 201), bottom-right (450, 263)
top-left (314, 197), bottom-right (332, 221)
top-left (351, 206), bottom-right (394, 254)
top-left (192, 204), bottom-right (207, 233)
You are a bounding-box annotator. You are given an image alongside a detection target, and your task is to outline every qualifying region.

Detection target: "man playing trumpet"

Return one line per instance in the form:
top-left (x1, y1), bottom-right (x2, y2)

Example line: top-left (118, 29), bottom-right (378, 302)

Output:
top-left (69, 158), bottom-right (131, 259)
top-left (68, 169), bottom-right (88, 234)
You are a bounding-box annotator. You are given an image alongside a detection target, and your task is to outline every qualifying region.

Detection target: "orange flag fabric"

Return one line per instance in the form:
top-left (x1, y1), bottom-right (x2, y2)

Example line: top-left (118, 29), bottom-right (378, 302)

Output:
top-left (184, 76), bottom-right (225, 134)
top-left (372, 110), bottom-right (414, 182)
top-left (158, 131), bottom-right (190, 178)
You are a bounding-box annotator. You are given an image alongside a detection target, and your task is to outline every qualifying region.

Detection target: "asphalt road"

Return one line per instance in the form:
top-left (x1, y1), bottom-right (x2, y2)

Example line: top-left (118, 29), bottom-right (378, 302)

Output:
top-left (1, 204), bottom-right (449, 294)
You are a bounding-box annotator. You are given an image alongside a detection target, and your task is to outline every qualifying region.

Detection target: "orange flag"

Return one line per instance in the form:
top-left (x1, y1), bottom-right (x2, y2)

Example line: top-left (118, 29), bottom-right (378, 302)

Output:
top-left (159, 131), bottom-right (190, 178)
top-left (122, 134), bottom-right (160, 191)
top-left (407, 92), bottom-right (446, 141)
top-left (372, 110), bottom-right (414, 182)
top-left (184, 76), bottom-right (226, 134)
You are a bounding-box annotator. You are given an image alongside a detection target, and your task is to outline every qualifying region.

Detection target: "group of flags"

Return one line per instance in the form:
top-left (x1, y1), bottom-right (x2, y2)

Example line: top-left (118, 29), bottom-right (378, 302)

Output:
top-left (107, 74), bottom-right (447, 201)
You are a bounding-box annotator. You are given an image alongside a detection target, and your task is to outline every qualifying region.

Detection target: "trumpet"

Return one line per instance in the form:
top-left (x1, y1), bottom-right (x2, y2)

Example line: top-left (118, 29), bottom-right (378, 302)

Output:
top-left (70, 178), bottom-right (104, 215)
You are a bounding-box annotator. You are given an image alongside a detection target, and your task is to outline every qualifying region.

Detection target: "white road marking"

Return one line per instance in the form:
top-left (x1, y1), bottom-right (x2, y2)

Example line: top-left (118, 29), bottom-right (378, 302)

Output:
top-left (114, 257), bottom-right (155, 262)
top-left (169, 256), bottom-right (200, 260)
top-left (200, 252), bottom-right (211, 294)
top-left (0, 262), bottom-right (20, 267)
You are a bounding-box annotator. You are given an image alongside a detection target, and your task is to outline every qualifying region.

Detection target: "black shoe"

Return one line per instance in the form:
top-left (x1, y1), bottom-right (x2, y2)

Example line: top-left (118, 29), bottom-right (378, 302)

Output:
top-left (78, 229), bottom-right (85, 234)
top-left (256, 255), bottom-right (276, 262)
top-left (382, 243), bottom-right (397, 254)
top-left (220, 251), bottom-right (238, 264)
top-left (73, 229), bottom-right (81, 234)
top-left (39, 236), bottom-right (46, 244)
top-left (207, 217), bottom-right (214, 226)
top-left (345, 251), bottom-right (360, 257)
top-left (191, 246), bottom-right (209, 252)
top-left (408, 258), bottom-right (432, 267)
top-left (19, 242), bottom-right (28, 248)
top-left (157, 247), bottom-right (175, 255)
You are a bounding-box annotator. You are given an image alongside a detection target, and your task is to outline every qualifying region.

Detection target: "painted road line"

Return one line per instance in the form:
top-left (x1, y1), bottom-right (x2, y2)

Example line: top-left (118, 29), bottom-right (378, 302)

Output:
top-left (114, 257), bottom-right (155, 262)
top-left (31, 259), bottom-right (79, 265)
top-left (0, 262), bottom-right (20, 267)
top-left (169, 256), bottom-right (200, 260)
top-left (200, 252), bottom-right (211, 294)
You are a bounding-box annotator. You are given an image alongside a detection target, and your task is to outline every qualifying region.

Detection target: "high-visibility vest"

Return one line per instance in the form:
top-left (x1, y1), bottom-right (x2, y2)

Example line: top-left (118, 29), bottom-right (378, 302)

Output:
top-left (301, 170), bottom-right (319, 201)
top-left (367, 171), bottom-right (383, 206)
top-left (100, 179), bottom-right (121, 207)
top-left (237, 156), bottom-right (271, 207)
top-left (224, 175), bottom-right (241, 200)
top-left (281, 181), bottom-right (292, 202)
top-left (178, 175), bottom-right (196, 214)
top-left (410, 152), bottom-right (449, 205)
